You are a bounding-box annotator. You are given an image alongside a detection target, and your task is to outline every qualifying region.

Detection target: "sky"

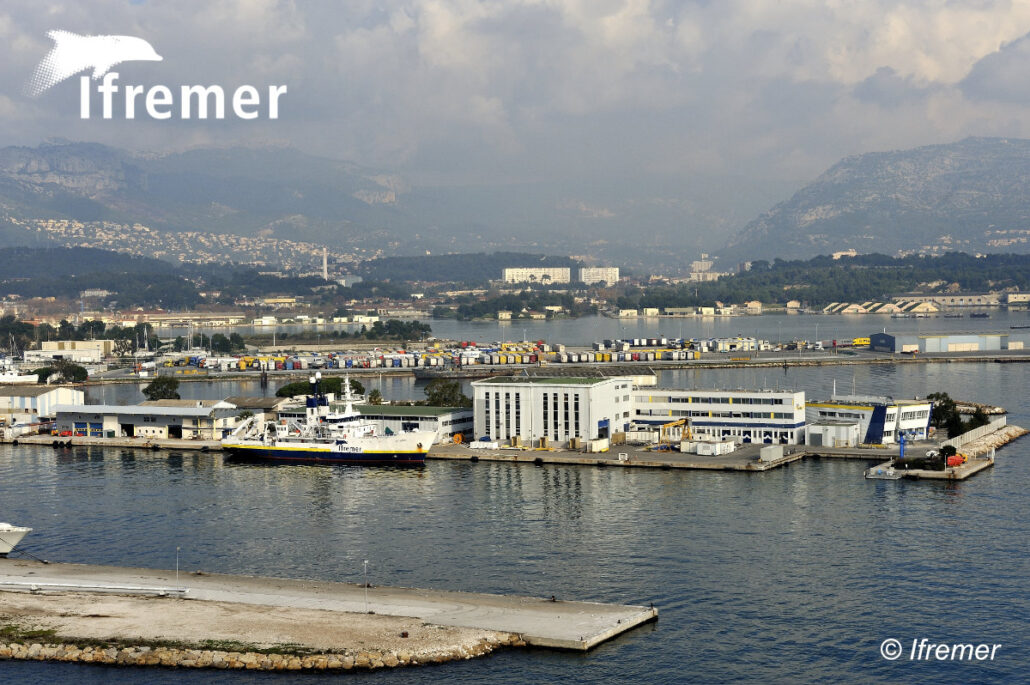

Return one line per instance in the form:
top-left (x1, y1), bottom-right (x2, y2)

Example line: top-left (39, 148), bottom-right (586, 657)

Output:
top-left (4, 0), bottom-right (1030, 246)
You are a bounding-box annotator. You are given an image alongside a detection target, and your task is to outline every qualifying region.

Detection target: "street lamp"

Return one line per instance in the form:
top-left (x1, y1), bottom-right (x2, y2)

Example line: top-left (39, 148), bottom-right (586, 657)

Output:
top-left (363, 560), bottom-right (370, 613)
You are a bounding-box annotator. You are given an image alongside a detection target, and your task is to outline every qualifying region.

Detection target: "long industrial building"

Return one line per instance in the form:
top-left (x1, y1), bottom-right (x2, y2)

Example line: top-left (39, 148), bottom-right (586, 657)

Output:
top-left (632, 388), bottom-right (807, 444)
top-left (870, 331), bottom-right (1019, 353)
top-left (501, 267), bottom-right (571, 284)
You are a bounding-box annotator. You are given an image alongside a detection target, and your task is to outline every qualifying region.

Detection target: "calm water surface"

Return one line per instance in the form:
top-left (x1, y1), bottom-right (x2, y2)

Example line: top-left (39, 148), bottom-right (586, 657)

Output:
top-left (3, 362), bottom-right (1028, 683)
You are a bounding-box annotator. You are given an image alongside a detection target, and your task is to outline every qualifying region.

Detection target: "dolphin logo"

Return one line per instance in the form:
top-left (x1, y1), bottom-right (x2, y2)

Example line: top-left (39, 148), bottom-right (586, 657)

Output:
top-left (25, 30), bottom-right (162, 97)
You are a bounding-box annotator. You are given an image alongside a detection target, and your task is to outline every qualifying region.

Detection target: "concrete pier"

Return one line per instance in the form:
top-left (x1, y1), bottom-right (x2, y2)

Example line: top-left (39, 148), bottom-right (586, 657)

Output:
top-left (430, 442), bottom-right (807, 471)
top-left (0, 559), bottom-right (656, 652)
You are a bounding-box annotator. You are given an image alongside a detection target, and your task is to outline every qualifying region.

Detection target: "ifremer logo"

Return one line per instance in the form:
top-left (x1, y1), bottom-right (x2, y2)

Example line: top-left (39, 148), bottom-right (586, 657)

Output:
top-left (26, 30), bottom-right (287, 120)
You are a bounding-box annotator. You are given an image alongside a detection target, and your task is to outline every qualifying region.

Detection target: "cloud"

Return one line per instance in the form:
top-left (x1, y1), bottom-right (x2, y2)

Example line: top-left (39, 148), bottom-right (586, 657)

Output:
top-left (2, 0), bottom-right (1030, 212)
top-left (960, 32), bottom-right (1030, 104)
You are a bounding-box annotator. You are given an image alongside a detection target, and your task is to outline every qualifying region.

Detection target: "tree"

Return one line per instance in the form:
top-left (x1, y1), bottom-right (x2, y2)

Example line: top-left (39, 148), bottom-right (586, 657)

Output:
top-left (966, 407), bottom-right (990, 432)
top-left (143, 376), bottom-right (181, 401)
top-left (210, 333), bottom-right (232, 354)
top-left (367, 389), bottom-right (384, 405)
top-left (275, 377), bottom-right (363, 399)
top-left (424, 379), bottom-right (472, 408)
top-left (927, 392), bottom-right (956, 429)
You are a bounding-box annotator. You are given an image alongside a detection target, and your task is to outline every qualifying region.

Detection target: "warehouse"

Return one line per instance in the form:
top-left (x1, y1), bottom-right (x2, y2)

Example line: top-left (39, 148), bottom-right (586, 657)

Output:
top-left (351, 404), bottom-right (473, 444)
top-left (471, 376), bottom-right (631, 447)
top-left (0, 385), bottom-right (84, 424)
top-left (632, 388), bottom-right (807, 444)
top-left (53, 403), bottom-right (240, 439)
top-left (869, 331), bottom-right (1014, 353)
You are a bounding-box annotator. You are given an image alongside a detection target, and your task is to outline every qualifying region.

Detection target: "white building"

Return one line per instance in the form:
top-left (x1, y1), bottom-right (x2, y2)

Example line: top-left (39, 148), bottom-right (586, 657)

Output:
top-left (502, 267), bottom-right (571, 284)
top-left (53, 402), bottom-right (240, 439)
top-left (633, 388), bottom-right (807, 444)
top-left (805, 394), bottom-right (932, 444)
top-left (0, 385), bottom-right (84, 423)
top-left (471, 376), bottom-right (633, 446)
top-left (24, 340), bottom-right (114, 364)
top-left (578, 267), bottom-right (620, 285)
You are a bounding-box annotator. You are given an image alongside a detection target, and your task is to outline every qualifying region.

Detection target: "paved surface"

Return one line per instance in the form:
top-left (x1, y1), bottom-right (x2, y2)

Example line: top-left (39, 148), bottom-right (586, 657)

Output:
top-left (433, 442), bottom-right (807, 471)
top-left (0, 559), bottom-right (656, 650)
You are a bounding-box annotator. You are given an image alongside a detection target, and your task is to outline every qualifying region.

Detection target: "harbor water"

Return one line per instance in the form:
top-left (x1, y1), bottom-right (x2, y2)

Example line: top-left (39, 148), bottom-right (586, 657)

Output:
top-left (160, 310), bottom-right (1030, 347)
top-left (2, 362), bottom-right (1028, 683)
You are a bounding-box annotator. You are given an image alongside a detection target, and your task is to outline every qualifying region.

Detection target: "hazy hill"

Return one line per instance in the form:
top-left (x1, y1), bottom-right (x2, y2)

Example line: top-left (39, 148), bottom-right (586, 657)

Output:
top-left (724, 137), bottom-right (1030, 260)
top-left (0, 141), bottom-right (789, 269)
top-left (0, 141), bottom-right (403, 245)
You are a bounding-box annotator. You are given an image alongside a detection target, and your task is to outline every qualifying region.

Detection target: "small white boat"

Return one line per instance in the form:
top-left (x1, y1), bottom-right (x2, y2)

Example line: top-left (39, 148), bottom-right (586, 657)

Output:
top-left (0, 522), bottom-right (31, 556)
top-left (865, 465), bottom-right (903, 480)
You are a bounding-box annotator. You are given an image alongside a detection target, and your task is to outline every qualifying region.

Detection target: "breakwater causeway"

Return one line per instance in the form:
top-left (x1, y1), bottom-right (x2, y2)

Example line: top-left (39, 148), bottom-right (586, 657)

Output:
top-left (0, 559), bottom-right (657, 673)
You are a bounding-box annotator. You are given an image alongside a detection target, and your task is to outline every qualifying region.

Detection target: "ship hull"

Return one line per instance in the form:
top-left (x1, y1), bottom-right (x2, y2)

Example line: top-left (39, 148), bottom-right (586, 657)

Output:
top-left (223, 443), bottom-right (426, 465)
top-left (0, 526), bottom-right (31, 556)
top-left (221, 431), bottom-right (434, 466)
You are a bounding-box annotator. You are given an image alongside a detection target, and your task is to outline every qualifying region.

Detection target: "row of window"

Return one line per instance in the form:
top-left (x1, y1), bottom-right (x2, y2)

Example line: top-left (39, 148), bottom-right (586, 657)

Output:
top-left (900, 410), bottom-right (930, 420)
top-left (638, 409), bottom-right (796, 420)
top-left (642, 395), bottom-right (788, 405)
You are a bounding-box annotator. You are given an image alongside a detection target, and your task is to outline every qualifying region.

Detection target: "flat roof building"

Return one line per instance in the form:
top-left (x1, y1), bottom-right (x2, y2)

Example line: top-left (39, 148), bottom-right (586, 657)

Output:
top-left (578, 267), bottom-right (619, 286)
top-left (502, 267), bottom-right (571, 284)
top-left (632, 388), bottom-right (807, 444)
top-left (806, 394), bottom-right (931, 444)
top-left (870, 331), bottom-right (1011, 353)
top-left (471, 376), bottom-right (633, 446)
top-left (53, 403), bottom-right (241, 440)
top-left (0, 385), bottom-right (84, 423)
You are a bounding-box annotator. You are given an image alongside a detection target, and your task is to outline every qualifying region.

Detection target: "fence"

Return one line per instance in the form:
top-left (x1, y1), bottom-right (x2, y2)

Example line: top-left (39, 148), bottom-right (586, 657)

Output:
top-left (941, 417), bottom-right (1007, 449)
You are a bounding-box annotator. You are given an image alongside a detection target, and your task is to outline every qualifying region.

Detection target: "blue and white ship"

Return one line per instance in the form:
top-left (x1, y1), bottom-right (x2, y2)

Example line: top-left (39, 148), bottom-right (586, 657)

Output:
top-left (222, 373), bottom-right (433, 465)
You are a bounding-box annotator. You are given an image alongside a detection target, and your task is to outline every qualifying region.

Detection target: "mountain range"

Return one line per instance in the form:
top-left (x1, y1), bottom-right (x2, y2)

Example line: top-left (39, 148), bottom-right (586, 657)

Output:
top-left (4, 138), bottom-right (1030, 269)
top-left (723, 137), bottom-right (1030, 261)
top-left (0, 140), bottom-right (785, 269)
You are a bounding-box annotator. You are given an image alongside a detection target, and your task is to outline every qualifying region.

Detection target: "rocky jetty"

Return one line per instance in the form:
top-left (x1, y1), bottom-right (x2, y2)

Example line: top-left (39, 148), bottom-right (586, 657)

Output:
top-left (0, 634), bottom-right (523, 671)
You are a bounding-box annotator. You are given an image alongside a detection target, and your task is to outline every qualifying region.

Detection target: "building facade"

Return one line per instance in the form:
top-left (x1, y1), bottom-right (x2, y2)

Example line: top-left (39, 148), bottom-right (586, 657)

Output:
top-left (471, 376), bottom-right (632, 446)
top-left (870, 332), bottom-right (1010, 353)
top-left (632, 388), bottom-right (807, 444)
top-left (24, 340), bottom-right (114, 364)
top-left (501, 267), bottom-right (571, 284)
top-left (53, 403), bottom-right (240, 439)
top-left (354, 405), bottom-right (473, 444)
top-left (805, 394), bottom-right (932, 444)
top-left (578, 267), bottom-right (620, 285)
top-left (0, 386), bottom-right (84, 423)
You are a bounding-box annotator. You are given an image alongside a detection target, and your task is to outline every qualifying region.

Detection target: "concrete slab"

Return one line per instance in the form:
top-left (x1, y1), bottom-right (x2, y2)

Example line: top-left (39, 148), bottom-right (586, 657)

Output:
top-left (0, 559), bottom-right (656, 651)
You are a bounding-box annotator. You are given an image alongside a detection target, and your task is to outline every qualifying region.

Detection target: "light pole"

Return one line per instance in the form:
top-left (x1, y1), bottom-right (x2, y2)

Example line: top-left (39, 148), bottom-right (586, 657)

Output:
top-left (363, 560), bottom-right (369, 613)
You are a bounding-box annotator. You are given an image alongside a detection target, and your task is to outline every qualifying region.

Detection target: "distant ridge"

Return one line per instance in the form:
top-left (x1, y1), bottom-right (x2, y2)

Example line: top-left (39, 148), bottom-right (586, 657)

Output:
top-left (724, 137), bottom-right (1030, 260)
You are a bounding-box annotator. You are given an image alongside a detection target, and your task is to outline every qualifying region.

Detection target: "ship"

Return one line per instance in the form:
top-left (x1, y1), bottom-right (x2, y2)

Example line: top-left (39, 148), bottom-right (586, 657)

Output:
top-left (221, 373), bottom-right (434, 465)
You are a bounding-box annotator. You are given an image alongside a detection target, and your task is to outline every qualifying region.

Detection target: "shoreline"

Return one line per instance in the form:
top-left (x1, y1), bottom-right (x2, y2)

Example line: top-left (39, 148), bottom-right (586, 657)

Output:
top-left (0, 558), bottom-right (657, 673)
top-left (0, 591), bottom-right (520, 672)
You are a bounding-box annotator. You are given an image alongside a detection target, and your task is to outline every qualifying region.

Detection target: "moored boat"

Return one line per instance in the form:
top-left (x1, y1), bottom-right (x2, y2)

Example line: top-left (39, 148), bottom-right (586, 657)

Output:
top-left (221, 373), bottom-right (434, 465)
top-left (0, 522), bottom-right (31, 556)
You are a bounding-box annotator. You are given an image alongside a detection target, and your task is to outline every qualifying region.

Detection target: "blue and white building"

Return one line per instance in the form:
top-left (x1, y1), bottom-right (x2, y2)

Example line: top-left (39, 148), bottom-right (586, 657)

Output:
top-left (806, 394), bottom-right (932, 444)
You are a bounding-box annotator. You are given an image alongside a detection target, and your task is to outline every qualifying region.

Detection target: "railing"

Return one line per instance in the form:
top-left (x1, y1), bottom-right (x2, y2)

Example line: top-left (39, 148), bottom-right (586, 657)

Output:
top-left (941, 417), bottom-right (1007, 449)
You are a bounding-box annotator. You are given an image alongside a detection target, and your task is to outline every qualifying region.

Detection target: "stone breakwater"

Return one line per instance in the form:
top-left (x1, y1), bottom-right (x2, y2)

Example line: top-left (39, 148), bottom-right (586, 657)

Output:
top-left (0, 634), bottom-right (524, 671)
